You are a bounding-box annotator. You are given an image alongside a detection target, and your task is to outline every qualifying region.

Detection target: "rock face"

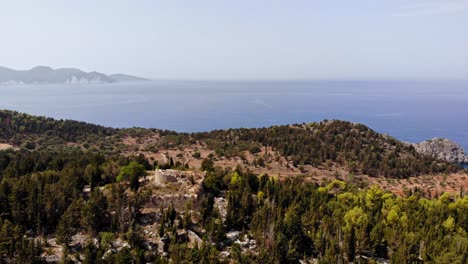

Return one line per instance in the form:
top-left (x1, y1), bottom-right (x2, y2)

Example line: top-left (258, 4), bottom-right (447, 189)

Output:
top-left (413, 138), bottom-right (468, 163)
top-left (214, 197), bottom-right (227, 222)
top-left (187, 230), bottom-right (203, 248)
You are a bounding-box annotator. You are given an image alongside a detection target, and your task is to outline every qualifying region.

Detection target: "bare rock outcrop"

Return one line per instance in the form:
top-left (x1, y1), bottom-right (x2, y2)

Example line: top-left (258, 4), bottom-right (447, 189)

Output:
top-left (413, 138), bottom-right (468, 164)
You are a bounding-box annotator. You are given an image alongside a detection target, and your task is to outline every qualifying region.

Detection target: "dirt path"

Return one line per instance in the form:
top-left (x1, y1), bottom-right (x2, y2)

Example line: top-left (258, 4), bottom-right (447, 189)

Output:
top-left (0, 143), bottom-right (13, 150)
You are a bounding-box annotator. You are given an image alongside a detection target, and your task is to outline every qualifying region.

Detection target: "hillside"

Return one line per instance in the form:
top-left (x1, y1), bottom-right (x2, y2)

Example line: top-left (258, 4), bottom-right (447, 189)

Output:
top-left (0, 110), bottom-right (460, 178)
top-left (0, 109), bottom-right (467, 263)
top-left (0, 66), bottom-right (147, 84)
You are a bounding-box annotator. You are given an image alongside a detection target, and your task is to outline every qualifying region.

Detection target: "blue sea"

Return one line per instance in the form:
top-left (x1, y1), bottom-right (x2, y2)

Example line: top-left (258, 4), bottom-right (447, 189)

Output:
top-left (0, 80), bottom-right (467, 150)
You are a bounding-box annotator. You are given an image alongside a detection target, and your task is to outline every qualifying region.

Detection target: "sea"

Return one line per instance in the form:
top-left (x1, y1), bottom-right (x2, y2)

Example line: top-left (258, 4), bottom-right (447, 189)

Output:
top-left (1, 80), bottom-right (467, 151)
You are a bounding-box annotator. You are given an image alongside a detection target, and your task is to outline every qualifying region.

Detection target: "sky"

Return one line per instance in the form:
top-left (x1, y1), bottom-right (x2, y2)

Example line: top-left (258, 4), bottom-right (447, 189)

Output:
top-left (1, 0), bottom-right (468, 80)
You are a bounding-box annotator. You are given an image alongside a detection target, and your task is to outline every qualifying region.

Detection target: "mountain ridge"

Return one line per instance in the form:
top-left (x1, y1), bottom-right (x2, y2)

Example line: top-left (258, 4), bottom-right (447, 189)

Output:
top-left (0, 66), bottom-right (148, 84)
top-left (0, 109), bottom-right (461, 179)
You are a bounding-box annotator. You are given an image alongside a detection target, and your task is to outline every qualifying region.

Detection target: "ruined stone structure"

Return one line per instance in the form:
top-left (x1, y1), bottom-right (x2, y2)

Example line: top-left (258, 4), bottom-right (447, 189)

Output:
top-left (154, 169), bottom-right (205, 186)
top-left (149, 169), bottom-right (206, 210)
top-left (154, 169), bottom-right (179, 185)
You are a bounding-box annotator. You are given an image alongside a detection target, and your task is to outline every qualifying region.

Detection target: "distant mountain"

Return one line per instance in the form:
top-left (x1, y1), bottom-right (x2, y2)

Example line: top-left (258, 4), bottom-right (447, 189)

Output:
top-left (0, 66), bottom-right (148, 84)
top-left (109, 74), bottom-right (149, 82)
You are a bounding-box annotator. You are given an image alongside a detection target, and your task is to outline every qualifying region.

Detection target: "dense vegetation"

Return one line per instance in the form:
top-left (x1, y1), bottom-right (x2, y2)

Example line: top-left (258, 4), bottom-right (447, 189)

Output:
top-left (0, 109), bottom-right (466, 263)
top-left (0, 110), bottom-right (114, 144)
top-left (0, 147), bottom-right (153, 263)
top-left (194, 121), bottom-right (460, 178)
top-left (0, 151), bottom-right (466, 263)
top-left (0, 110), bottom-right (174, 154)
top-left (198, 168), bottom-right (468, 263)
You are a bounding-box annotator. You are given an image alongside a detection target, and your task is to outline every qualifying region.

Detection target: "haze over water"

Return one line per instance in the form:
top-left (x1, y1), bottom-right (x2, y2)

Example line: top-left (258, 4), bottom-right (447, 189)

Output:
top-left (1, 80), bottom-right (467, 149)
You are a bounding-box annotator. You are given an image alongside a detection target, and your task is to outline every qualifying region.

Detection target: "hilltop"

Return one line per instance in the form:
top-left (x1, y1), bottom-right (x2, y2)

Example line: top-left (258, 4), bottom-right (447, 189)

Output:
top-left (0, 66), bottom-right (148, 84)
top-left (0, 109), bottom-right (464, 195)
top-left (0, 109), bottom-right (461, 179)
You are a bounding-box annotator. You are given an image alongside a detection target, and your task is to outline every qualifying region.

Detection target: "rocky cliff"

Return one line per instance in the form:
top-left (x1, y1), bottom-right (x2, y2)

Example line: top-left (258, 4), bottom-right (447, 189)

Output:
top-left (413, 138), bottom-right (468, 164)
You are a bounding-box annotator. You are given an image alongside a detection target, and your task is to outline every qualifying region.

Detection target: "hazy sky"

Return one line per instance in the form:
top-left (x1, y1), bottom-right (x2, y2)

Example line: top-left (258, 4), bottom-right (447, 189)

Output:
top-left (1, 0), bottom-right (468, 80)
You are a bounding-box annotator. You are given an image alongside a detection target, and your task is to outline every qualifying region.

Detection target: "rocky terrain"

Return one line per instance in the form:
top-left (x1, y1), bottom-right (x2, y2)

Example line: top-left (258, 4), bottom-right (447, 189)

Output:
top-left (413, 138), bottom-right (468, 164)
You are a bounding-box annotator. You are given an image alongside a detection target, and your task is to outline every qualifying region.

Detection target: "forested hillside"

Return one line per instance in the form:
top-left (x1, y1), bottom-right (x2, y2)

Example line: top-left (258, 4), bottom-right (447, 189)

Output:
top-left (0, 110), bottom-right (114, 141)
top-left (0, 150), bottom-right (466, 263)
top-left (193, 121), bottom-right (460, 178)
top-left (0, 110), bottom-right (466, 263)
top-left (0, 110), bottom-right (460, 178)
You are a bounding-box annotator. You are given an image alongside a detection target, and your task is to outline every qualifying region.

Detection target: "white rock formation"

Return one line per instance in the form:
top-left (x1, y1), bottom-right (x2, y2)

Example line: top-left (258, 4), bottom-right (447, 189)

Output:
top-left (413, 138), bottom-right (468, 163)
